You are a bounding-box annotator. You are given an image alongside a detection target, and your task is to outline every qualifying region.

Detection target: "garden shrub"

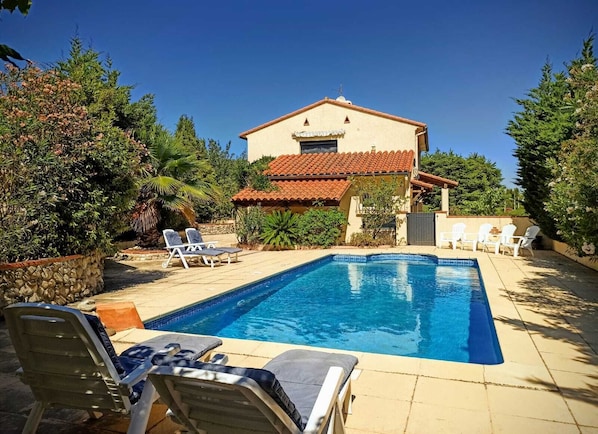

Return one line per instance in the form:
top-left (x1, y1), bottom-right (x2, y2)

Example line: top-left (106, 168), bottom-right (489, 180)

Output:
top-left (296, 208), bottom-right (346, 247)
top-left (260, 210), bottom-right (299, 248)
top-left (0, 66), bottom-right (143, 262)
top-left (349, 231), bottom-right (394, 247)
top-left (234, 206), bottom-right (265, 246)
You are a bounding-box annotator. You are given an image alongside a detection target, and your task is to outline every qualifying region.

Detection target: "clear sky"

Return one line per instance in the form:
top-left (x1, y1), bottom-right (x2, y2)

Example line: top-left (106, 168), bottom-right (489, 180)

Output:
top-left (2, 0), bottom-right (597, 187)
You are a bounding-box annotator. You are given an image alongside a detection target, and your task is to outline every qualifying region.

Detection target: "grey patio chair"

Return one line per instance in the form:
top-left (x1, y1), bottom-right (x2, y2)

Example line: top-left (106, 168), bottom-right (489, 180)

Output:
top-left (4, 302), bottom-right (222, 434)
top-left (148, 348), bottom-right (359, 433)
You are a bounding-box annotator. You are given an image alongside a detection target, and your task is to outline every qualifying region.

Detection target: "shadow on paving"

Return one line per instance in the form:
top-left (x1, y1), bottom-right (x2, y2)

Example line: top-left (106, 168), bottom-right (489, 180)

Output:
top-left (103, 259), bottom-right (170, 292)
top-left (495, 251), bottom-right (598, 408)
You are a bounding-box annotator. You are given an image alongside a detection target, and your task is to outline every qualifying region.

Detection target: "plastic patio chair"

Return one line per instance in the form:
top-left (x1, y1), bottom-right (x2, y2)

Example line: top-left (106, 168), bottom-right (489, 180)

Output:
top-left (4, 302), bottom-right (222, 434)
top-left (185, 227), bottom-right (242, 263)
top-left (461, 223), bottom-right (493, 252)
top-left (500, 225), bottom-right (541, 257)
top-left (162, 229), bottom-right (230, 269)
top-left (148, 349), bottom-right (358, 434)
top-left (438, 223), bottom-right (466, 250)
top-left (481, 224), bottom-right (517, 255)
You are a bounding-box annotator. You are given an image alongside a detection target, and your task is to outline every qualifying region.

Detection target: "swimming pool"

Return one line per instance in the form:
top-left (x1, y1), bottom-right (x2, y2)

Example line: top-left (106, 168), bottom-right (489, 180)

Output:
top-left (147, 254), bottom-right (503, 365)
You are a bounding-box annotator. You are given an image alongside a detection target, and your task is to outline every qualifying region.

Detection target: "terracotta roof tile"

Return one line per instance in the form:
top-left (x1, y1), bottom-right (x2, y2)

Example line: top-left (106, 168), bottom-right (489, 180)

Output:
top-left (232, 179), bottom-right (351, 203)
top-left (265, 150), bottom-right (415, 178)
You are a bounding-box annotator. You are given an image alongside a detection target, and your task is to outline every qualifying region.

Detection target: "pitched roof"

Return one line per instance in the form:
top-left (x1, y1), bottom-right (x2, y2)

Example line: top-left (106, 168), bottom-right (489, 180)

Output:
top-left (265, 150), bottom-right (415, 178)
top-left (239, 98), bottom-right (427, 139)
top-left (232, 179), bottom-right (351, 204)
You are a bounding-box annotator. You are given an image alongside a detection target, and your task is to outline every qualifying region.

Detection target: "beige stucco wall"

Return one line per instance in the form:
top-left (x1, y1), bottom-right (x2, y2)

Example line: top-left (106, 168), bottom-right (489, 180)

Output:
top-left (246, 102), bottom-right (420, 163)
top-left (344, 176), bottom-right (409, 244)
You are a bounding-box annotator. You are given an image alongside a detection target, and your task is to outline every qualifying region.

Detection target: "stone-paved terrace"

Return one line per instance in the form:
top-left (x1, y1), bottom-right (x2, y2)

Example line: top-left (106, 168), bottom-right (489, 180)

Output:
top-left (0, 245), bottom-right (596, 433)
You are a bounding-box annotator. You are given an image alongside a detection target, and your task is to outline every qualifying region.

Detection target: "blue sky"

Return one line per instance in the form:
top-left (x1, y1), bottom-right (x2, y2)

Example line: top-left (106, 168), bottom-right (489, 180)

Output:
top-left (2, 0), bottom-right (597, 187)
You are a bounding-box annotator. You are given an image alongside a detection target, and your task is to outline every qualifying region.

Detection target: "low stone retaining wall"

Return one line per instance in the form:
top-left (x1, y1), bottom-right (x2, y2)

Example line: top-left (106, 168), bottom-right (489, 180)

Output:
top-left (115, 249), bottom-right (168, 261)
top-left (196, 223), bottom-right (235, 235)
top-left (0, 253), bottom-right (104, 315)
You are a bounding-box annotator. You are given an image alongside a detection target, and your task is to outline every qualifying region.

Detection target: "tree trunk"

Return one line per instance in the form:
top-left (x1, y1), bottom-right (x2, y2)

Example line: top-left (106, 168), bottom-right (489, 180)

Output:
top-left (136, 227), bottom-right (162, 248)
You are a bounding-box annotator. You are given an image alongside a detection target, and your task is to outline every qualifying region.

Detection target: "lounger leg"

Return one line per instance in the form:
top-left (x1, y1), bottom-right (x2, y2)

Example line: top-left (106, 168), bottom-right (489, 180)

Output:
top-left (330, 402), bottom-right (346, 434)
top-left (202, 256), bottom-right (215, 268)
top-left (162, 250), bottom-right (177, 269)
top-left (127, 381), bottom-right (157, 434)
top-left (22, 401), bottom-right (45, 434)
top-left (179, 254), bottom-right (190, 269)
top-left (340, 381), bottom-right (353, 417)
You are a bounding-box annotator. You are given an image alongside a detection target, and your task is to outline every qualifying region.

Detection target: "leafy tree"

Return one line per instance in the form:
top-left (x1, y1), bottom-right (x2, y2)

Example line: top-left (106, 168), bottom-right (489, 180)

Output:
top-left (131, 128), bottom-right (215, 246)
top-left (501, 187), bottom-right (524, 215)
top-left (467, 187), bottom-right (506, 215)
top-left (420, 150), bottom-right (502, 214)
top-left (350, 175), bottom-right (406, 240)
top-left (175, 114), bottom-right (207, 158)
top-left (0, 65), bottom-right (143, 262)
top-left (260, 210), bottom-right (299, 248)
top-left (203, 139), bottom-right (248, 220)
top-left (58, 38), bottom-right (132, 126)
top-left (296, 206), bottom-right (347, 247)
top-left (506, 63), bottom-right (572, 238)
top-left (545, 36), bottom-right (598, 257)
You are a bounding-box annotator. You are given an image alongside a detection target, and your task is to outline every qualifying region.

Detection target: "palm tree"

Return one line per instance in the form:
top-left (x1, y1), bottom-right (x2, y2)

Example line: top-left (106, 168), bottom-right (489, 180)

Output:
top-left (132, 128), bottom-right (217, 247)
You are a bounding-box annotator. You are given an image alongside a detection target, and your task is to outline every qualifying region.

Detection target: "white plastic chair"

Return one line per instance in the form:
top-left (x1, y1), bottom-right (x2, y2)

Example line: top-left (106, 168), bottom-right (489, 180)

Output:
top-left (438, 223), bottom-right (466, 250)
top-left (461, 223), bottom-right (493, 252)
top-left (482, 224), bottom-right (517, 255)
top-left (501, 225), bottom-right (541, 257)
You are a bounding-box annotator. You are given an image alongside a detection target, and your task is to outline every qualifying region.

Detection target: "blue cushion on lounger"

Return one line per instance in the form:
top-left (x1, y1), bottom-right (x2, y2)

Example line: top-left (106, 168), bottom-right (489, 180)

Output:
top-left (120, 334), bottom-right (222, 360)
top-left (85, 314), bottom-right (146, 402)
top-left (85, 314), bottom-right (125, 375)
top-left (153, 358), bottom-right (305, 430)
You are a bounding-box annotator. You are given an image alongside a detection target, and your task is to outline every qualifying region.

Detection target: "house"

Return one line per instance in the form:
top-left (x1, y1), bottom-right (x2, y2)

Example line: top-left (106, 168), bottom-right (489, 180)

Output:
top-left (232, 96), bottom-right (458, 244)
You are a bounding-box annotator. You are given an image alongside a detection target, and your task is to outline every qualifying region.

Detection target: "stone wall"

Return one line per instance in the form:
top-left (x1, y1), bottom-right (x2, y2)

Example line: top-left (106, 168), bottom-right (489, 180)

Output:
top-left (196, 223), bottom-right (235, 235)
top-left (0, 253), bottom-right (104, 316)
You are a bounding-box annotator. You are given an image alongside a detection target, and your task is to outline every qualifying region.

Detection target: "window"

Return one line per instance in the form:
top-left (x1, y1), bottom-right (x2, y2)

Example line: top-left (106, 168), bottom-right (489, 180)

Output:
top-left (300, 140), bottom-right (338, 154)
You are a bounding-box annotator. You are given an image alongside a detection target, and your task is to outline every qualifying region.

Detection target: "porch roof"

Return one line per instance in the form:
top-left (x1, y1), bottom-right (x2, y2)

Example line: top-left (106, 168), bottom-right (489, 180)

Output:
top-left (417, 171), bottom-right (459, 188)
top-left (232, 179), bottom-right (352, 204)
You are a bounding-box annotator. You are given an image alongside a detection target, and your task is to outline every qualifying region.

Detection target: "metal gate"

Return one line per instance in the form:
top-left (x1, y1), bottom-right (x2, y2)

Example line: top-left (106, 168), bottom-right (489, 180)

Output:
top-left (406, 213), bottom-right (436, 246)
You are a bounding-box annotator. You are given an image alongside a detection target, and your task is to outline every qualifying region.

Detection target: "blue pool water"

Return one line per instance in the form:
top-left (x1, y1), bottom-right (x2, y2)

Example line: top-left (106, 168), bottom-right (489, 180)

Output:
top-left (147, 254), bottom-right (503, 364)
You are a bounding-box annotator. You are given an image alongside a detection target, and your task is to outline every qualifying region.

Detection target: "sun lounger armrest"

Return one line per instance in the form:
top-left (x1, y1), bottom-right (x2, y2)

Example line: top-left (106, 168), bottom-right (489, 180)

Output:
top-left (303, 366), bottom-right (344, 434)
top-left (186, 241), bottom-right (214, 251)
top-left (120, 359), bottom-right (153, 388)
